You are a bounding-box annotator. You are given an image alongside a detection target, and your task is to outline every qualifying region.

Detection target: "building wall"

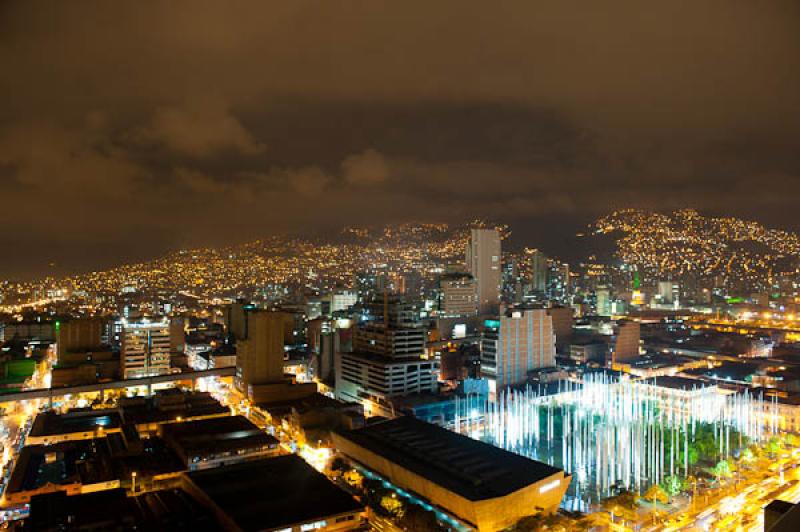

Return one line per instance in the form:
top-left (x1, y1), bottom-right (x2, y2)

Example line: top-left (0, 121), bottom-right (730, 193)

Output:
top-left (121, 320), bottom-right (172, 379)
top-left (332, 434), bottom-right (570, 531)
top-left (235, 311), bottom-right (292, 392)
top-left (482, 310), bottom-right (556, 389)
top-left (466, 229), bottom-right (501, 315)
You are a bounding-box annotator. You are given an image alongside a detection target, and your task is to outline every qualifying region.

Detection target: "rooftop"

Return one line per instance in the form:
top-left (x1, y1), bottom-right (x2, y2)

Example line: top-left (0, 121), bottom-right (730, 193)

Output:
top-left (30, 409), bottom-right (123, 438)
top-left (24, 488), bottom-right (216, 531)
top-left (160, 415), bottom-right (278, 458)
top-left (335, 416), bottom-right (563, 501)
top-left (186, 454), bottom-right (363, 531)
top-left (639, 375), bottom-right (712, 391)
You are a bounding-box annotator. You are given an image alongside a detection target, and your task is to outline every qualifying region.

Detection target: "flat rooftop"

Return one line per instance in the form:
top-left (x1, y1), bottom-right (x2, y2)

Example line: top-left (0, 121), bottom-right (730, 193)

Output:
top-left (639, 375), bottom-right (712, 390)
top-left (161, 415), bottom-right (278, 457)
top-left (30, 409), bottom-right (123, 437)
top-left (186, 454), bottom-right (363, 531)
top-left (24, 488), bottom-right (216, 531)
top-left (119, 390), bottom-right (229, 425)
top-left (335, 416), bottom-right (563, 501)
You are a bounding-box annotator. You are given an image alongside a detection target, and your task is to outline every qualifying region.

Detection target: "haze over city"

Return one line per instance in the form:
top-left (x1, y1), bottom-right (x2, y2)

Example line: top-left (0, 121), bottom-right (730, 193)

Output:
top-left (2, 1), bottom-right (799, 278)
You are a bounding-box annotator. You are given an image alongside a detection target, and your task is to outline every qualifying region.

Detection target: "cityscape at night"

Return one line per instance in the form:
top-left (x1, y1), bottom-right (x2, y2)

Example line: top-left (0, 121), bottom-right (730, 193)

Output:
top-left (2, 1), bottom-right (800, 531)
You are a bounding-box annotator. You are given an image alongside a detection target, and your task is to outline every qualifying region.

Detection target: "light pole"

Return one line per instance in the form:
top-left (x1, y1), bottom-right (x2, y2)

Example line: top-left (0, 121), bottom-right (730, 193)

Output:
top-left (131, 471), bottom-right (137, 493)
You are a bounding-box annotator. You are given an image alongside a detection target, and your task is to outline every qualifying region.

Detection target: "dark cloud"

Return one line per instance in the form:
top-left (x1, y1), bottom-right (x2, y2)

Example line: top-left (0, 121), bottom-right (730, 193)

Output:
top-left (1, 0), bottom-right (799, 278)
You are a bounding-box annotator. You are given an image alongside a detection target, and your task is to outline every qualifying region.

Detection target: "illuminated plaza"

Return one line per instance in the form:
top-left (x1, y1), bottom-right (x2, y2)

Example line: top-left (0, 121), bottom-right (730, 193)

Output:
top-left (453, 374), bottom-right (782, 510)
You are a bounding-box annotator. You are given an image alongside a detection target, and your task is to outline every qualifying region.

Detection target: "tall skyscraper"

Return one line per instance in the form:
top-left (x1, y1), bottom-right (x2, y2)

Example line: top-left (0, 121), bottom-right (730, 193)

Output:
top-left (466, 228), bottom-right (501, 314)
top-left (120, 319), bottom-right (172, 379)
top-left (480, 308), bottom-right (556, 390)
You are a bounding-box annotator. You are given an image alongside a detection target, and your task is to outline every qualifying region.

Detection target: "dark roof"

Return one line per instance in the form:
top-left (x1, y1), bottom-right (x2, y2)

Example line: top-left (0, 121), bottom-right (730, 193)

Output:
top-left (161, 416), bottom-right (278, 457)
top-left (335, 416), bottom-right (562, 501)
top-left (119, 390), bottom-right (229, 425)
top-left (186, 455), bottom-right (363, 531)
top-left (640, 375), bottom-right (711, 390)
top-left (24, 488), bottom-right (217, 531)
top-left (30, 409), bottom-right (123, 437)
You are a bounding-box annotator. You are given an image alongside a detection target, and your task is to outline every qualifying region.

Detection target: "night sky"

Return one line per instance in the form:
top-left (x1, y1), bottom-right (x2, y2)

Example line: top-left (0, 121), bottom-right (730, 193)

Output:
top-left (2, 1), bottom-right (799, 279)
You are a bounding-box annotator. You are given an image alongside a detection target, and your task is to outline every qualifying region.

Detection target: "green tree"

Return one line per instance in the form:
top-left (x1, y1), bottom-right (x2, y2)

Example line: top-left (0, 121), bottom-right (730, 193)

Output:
top-left (662, 476), bottom-right (683, 500)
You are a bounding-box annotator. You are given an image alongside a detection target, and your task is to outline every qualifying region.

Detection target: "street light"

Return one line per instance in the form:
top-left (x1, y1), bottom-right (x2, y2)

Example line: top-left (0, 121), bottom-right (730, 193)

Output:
top-left (131, 471), bottom-right (137, 493)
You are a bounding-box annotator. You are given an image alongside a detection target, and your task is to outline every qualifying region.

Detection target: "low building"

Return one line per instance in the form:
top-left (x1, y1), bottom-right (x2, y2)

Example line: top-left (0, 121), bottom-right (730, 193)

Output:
top-left (159, 415), bottom-right (280, 471)
top-left (181, 454), bottom-right (366, 531)
top-left (21, 488), bottom-right (216, 531)
top-left (27, 409), bottom-right (124, 445)
top-left (118, 388), bottom-right (230, 434)
top-left (332, 416), bottom-right (571, 531)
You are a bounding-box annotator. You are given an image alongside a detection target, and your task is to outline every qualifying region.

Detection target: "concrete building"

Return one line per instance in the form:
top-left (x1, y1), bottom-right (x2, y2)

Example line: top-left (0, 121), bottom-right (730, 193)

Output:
top-left (120, 319), bottom-right (172, 379)
top-left (481, 308), bottom-right (556, 390)
top-left (159, 415), bottom-right (280, 471)
top-left (235, 310), bottom-right (315, 403)
top-left (439, 272), bottom-right (478, 316)
top-left (55, 318), bottom-right (104, 359)
top-left (546, 306), bottom-right (573, 352)
top-left (332, 416), bottom-right (570, 531)
top-left (466, 228), bottom-right (501, 314)
top-left (596, 286), bottom-right (611, 317)
top-left (182, 455), bottom-right (365, 531)
top-left (612, 319), bottom-right (641, 364)
top-left (335, 296), bottom-right (438, 415)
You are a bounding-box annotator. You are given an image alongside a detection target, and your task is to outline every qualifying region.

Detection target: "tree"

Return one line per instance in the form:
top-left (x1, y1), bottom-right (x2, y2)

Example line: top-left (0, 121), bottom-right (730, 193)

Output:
top-left (662, 476), bottom-right (683, 500)
top-left (709, 459), bottom-right (733, 483)
top-left (645, 484), bottom-right (669, 505)
top-left (380, 494), bottom-right (403, 516)
top-left (398, 505), bottom-right (447, 532)
top-left (601, 490), bottom-right (639, 523)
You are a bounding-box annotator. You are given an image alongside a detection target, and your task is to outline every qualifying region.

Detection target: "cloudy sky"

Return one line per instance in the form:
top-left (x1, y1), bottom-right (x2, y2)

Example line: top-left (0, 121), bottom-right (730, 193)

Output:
top-left (1, 1), bottom-right (799, 278)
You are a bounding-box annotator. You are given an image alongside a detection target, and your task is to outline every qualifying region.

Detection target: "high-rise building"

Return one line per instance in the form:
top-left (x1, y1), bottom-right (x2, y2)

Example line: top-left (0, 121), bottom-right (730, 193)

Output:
top-left (235, 311), bottom-right (292, 391)
top-left (528, 249), bottom-right (548, 294)
top-left (546, 260), bottom-right (571, 303)
top-left (439, 273), bottom-right (478, 316)
top-left (546, 306), bottom-right (573, 352)
top-left (55, 318), bottom-right (104, 359)
top-left (596, 286), bottom-right (611, 317)
top-left (224, 301), bottom-right (254, 340)
top-left (466, 228), bottom-right (501, 314)
top-left (120, 319), bottom-right (172, 379)
top-left (612, 319), bottom-right (641, 364)
top-left (480, 308), bottom-right (556, 390)
top-left (336, 295), bottom-right (437, 413)
top-left (235, 310), bottom-right (316, 403)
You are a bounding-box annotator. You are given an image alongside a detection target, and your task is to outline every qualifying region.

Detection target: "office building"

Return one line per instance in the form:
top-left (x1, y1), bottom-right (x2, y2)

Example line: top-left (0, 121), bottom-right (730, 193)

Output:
top-left (466, 228), bottom-right (501, 314)
top-left (481, 308), bottom-right (556, 390)
top-left (55, 318), bottom-right (104, 359)
top-left (335, 296), bottom-right (438, 414)
top-left (596, 286), bottom-right (611, 316)
top-left (120, 319), bottom-right (172, 379)
top-left (332, 416), bottom-right (570, 531)
top-left (235, 310), bottom-right (315, 403)
top-left (525, 248), bottom-right (548, 294)
top-left (612, 319), bottom-right (641, 364)
top-left (439, 272), bottom-right (478, 316)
